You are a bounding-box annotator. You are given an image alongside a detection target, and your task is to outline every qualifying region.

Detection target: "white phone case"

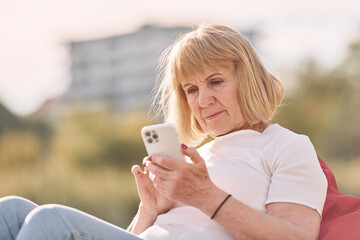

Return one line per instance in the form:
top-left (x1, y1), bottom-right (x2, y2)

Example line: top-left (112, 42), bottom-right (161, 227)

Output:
top-left (141, 123), bottom-right (184, 161)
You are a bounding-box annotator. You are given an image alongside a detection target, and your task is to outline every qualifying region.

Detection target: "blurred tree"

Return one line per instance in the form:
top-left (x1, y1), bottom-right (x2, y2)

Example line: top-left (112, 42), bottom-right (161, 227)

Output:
top-left (0, 103), bottom-right (51, 167)
top-left (0, 103), bottom-right (22, 132)
top-left (40, 107), bottom-right (154, 226)
top-left (0, 106), bottom-right (152, 227)
top-left (324, 39), bottom-right (360, 159)
top-left (50, 107), bottom-right (150, 169)
top-left (274, 38), bottom-right (360, 160)
top-left (0, 130), bottom-right (42, 167)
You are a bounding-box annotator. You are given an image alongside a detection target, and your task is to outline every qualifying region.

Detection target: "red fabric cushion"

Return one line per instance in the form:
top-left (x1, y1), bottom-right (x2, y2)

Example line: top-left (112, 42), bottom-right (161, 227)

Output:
top-left (318, 157), bottom-right (360, 239)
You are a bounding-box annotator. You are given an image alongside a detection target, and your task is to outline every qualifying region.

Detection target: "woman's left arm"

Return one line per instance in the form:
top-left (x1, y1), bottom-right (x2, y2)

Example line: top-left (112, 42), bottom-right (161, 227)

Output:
top-left (199, 187), bottom-right (321, 240)
top-left (145, 146), bottom-right (321, 240)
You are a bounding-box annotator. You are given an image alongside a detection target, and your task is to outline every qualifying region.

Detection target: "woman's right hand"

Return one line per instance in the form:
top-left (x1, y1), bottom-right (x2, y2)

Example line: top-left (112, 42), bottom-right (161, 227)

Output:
top-left (131, 158), bottom-right (175, 221)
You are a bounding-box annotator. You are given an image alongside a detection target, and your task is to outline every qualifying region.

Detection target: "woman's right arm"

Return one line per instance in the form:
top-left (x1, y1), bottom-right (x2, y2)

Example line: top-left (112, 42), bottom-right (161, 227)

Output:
top-left (127, 203), bottom-right (157, 234)
top-left (127, 164), bottom-right (174, 235)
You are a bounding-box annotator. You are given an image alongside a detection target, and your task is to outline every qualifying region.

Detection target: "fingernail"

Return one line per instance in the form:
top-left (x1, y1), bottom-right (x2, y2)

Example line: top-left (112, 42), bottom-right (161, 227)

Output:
top-left (181, 144), bottom-right (188, 149)
top-left (147, 156), bottom-right (152, 161)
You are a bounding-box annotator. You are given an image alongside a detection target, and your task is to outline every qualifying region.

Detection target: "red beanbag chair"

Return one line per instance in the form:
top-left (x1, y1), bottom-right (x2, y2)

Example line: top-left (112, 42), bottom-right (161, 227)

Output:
top-left (318, 157), bottom-right (360, 240)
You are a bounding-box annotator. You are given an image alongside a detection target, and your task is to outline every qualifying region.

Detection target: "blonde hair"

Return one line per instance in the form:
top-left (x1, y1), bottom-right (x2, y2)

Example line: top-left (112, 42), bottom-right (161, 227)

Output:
top-left (155, 24), bottom-right (285, 147)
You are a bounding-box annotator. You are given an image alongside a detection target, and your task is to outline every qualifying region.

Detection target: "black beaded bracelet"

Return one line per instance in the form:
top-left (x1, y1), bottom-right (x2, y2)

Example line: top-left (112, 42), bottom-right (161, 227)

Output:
top-left (210, 194), bottom-right (232, 219)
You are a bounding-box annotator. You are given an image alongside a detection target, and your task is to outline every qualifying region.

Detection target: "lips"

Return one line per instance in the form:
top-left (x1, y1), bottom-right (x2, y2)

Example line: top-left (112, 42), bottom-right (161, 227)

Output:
top-left (205, 111), bottom-right (224, 120)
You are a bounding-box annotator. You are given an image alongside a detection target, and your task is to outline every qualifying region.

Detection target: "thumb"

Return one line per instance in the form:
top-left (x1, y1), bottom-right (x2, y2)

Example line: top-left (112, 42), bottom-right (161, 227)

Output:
top-left (131, 165), bottom-right (150, 186)
top-left (131, 165), bottom-right (143, 178)
top-left (181, 144), bottom-right (204, 164)
top-left (131, 165), bottom-right (153, 191)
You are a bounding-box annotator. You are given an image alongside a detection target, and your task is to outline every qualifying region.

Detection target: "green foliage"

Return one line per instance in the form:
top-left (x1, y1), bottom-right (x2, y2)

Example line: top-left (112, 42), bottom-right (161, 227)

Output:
top-left (0, 102), bottom-right (51, 167)
top-left (274, 38), bottom-right (360, 160)
top-left (50, 108), bottom-right (149, 170)
top-left (42, 108), bottom-right (156, 226)
top-left (0, 103), bottom-right (22, 132)
top-left (0, 105), bottom-right (156, 227)
top-left (0, 130), bottom-right (42, 167)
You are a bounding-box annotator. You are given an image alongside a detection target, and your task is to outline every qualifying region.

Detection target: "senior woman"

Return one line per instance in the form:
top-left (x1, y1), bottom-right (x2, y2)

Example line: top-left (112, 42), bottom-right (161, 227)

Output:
top-left (0, 24), bottom-right (327, 240)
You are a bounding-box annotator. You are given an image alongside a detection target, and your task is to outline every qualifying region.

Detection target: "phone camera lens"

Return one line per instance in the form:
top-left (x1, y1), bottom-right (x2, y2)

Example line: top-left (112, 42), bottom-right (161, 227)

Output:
top-left (147, 138), bottom-right (153, 143)
top-left (145, 132), bottom-right (151, 137)
top-left (153, 134), bottom-right (158, 139)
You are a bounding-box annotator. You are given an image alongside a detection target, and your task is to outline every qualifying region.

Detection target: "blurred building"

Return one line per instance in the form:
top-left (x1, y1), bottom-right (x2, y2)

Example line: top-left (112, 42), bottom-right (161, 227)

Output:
top-left (64, 25), bottom-right (188, 112)
top-left (64, 25), bottom-right (256, 112)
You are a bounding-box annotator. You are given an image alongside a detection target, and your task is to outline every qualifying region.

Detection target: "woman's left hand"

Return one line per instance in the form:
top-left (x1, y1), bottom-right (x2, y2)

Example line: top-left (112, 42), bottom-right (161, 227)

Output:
top-left (145, 144), bottom-right (216, 208)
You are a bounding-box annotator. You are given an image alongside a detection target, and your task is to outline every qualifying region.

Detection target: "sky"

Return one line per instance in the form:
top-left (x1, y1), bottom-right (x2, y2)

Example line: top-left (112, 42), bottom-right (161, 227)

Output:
top-left (0, 0), bottom-right (359, 116)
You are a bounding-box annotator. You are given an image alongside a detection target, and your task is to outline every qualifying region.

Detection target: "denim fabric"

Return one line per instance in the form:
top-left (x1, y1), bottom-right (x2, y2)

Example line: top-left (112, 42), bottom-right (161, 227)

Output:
top-left (0, 196), bottom-right (143, 240)
top-left (0, 196), bottom-right (38, 239)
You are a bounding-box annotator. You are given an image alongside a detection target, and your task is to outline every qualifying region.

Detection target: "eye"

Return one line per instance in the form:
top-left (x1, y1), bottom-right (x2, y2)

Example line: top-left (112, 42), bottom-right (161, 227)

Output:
top-left (210, 79), bottom-right (223, 86)
top-left (186, 87), bottom-right (198, 94)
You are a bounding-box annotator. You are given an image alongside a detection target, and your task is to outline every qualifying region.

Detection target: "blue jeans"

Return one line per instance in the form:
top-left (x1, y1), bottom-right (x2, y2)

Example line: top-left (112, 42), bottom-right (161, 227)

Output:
top-left (0, 196), bottom-right (143, 240)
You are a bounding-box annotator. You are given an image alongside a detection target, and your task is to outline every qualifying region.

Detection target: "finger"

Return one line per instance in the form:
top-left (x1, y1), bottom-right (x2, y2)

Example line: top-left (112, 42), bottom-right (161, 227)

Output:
top-left (148, 171), bottom-right (168, 192)
top-left (142, 156), bottom-right (152, 173)
top-left (146, 162), bottom-right (171, 180)
top-left (151, 175), bottom-right (171, 194)
top-left (150, 154), bottom-right (182, 170)
top-left (142, 156), bottom-right (152, 167)
top-left (181, 144), bottom-right (204, 164)
top-left (131, 165), bottom-right (152, 188)
top-left (131, 165), bottom-right (143, 177)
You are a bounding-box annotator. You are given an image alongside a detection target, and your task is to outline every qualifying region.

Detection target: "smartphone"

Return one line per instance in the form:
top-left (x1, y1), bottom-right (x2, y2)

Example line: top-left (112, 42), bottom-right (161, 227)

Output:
top-left (141, 123), bottom-right (184, 161)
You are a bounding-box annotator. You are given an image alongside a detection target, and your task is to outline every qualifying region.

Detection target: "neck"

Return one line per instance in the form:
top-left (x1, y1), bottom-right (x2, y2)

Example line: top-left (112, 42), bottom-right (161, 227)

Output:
top-left (214, 121), bottom-right (270, 138)
top-left (251, 121), bottom-right (270, 133)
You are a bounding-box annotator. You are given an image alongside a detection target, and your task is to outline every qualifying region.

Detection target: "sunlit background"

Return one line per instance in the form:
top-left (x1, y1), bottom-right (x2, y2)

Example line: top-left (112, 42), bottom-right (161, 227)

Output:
top-left (0, 0), bottom-right (359, 228)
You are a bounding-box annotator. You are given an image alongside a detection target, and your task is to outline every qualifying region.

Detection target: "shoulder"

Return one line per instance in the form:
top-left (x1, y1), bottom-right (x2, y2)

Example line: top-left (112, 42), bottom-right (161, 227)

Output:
top-left (262, 124), bottom-right (320, 172)
top-left (265, 124), bottom-right (304, 141)
top-left (265, 124), bottom-right (313, 152)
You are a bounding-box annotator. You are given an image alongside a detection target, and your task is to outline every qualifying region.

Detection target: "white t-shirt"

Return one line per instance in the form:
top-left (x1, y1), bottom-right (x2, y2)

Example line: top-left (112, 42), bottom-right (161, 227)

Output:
top-left (139, 124), bottom-right (328, 240)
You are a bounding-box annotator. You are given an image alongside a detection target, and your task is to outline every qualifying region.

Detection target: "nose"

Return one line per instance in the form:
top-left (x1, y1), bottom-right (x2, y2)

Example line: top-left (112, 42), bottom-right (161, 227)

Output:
top-left (198, 88), bottom-right (215, 107)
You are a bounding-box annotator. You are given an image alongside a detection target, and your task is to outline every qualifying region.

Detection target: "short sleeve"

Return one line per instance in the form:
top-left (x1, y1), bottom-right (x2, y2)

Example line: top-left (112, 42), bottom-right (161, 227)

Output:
top-left (265, 135), bottom-right (328, 216)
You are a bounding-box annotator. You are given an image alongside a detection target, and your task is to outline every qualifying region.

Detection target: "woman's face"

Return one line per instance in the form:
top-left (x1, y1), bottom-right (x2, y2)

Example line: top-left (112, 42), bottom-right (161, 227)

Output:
top-left (182, 66), bottom-right (247, 137)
